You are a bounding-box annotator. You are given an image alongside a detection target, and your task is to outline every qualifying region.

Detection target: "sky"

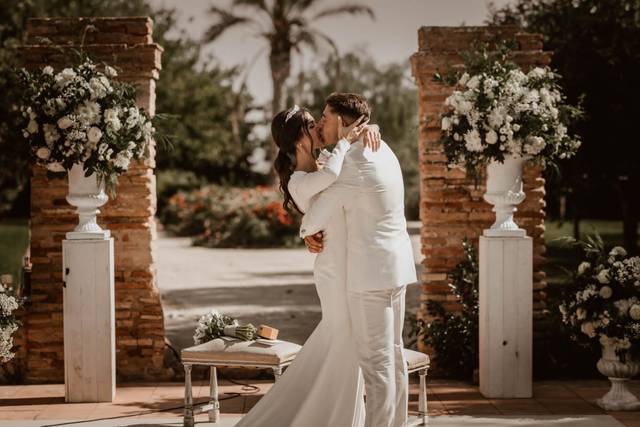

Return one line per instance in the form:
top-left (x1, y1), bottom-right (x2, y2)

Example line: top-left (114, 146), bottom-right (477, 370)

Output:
top-left (149, 0), bottom-right (515, 104)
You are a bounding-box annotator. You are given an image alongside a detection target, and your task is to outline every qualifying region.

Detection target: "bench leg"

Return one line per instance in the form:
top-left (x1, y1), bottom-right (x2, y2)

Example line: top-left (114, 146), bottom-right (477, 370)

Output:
top-left (418, 368), bottom-right (428, 425)
top-left (184, 364), bottom-right (194, 427)
top-left (273, 366), bottom-right (283, 381)
top-left (209, 366), bottom-right (220, 422)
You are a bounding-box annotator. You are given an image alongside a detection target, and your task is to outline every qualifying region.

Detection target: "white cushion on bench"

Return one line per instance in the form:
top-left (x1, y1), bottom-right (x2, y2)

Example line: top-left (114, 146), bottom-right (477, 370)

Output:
top-left (181, 338), bottom-right (302, 366)
top-left (403, 348), bottom-right (430, 371)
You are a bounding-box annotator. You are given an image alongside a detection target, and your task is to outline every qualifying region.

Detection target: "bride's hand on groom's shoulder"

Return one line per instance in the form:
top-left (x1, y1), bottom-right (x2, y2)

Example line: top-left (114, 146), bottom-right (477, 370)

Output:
top-left (303, 231), bottom-right (324, 253)
top-left (363, 124), bottom-right (381, 152)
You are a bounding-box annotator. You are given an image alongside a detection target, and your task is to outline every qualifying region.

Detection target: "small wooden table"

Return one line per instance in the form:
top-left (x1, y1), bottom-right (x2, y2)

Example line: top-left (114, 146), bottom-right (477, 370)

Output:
top-left (181, 340), bottom-right (430, 426)
top-left (181, 337), bottom-right (301, 427)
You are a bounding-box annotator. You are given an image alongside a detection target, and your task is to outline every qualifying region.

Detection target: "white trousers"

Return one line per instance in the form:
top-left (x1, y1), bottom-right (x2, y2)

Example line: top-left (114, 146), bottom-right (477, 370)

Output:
top-left (347, 285), bottom-right (407, 427)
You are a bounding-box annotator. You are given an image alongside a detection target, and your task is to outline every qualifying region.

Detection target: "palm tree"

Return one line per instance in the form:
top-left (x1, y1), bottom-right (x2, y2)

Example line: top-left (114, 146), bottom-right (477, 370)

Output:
top-left (203, 0), bottom-right (374, 156)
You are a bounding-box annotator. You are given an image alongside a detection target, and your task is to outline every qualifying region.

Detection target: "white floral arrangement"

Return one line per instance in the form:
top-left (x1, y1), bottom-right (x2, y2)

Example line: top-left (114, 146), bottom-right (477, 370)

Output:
top-left (436, 45), bottom-right (582, 178)
top-left (558, 234), bottom-right (640, 356)
top-left (193, 309), bottom-right (257, 344)
top-left (19, 58), bottom-right (154, 191)
top-left (0, 285), bottom-right (22, 363)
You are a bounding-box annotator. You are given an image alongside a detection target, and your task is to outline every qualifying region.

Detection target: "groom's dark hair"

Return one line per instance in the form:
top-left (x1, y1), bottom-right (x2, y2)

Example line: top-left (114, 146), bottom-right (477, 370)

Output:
top-left (325, 92), bottom-right (370, 125)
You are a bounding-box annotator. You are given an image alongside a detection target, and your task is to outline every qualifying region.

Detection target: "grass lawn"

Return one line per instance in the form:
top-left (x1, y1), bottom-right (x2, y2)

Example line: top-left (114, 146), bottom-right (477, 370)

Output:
top-left (0, 219), bottom-right (30, 290)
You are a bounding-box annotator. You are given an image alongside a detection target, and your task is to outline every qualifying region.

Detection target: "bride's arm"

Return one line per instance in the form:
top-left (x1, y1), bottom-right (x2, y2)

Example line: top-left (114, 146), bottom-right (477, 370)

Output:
top-left (292, 138), bottom-right (350, 203)
top-left (299, 183), bottom-right (352, 238)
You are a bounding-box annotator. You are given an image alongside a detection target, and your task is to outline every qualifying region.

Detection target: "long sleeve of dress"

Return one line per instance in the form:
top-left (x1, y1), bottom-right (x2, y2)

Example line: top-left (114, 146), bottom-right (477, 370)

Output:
top-left (288, 138), bottom-right (350, 212)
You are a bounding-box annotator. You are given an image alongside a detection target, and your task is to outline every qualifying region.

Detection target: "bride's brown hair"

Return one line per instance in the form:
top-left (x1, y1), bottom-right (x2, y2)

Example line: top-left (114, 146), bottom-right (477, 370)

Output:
top-left (272, 107), bottom-right (314, 214)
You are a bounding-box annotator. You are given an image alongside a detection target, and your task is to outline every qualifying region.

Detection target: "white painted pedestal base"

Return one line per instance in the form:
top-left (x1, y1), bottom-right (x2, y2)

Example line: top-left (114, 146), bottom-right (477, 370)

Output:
top-left (479, 235), bottom-right (533, 398)
top-left (62, 236), bottom-right (116, 402)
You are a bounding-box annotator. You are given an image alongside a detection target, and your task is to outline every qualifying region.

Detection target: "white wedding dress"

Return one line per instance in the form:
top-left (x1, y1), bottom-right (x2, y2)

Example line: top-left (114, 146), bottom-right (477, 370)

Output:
top-left (235, 140), bottom-right (365, 427)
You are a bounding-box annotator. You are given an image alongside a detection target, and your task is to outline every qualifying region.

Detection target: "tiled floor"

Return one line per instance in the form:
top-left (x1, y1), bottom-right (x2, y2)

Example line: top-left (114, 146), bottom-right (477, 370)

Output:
top-left (0, 379), bottom-right (639, 426)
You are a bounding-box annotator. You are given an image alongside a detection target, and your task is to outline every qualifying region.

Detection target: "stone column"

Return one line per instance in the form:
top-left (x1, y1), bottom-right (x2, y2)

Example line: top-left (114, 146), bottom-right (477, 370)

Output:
top-left (410, 26), bottom-right (549, 358)
top-left (18, 17), bottom-right (171, 382)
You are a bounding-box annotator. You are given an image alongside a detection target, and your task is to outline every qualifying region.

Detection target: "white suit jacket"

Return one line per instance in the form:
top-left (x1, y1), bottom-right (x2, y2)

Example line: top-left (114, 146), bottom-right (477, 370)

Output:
top-left (300, 139), bottom-right (417, 291)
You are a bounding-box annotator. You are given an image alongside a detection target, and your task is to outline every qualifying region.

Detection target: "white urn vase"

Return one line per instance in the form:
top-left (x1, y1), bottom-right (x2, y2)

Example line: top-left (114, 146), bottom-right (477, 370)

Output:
top-left (482, 155), bottom-right (527, 237)
top-left (66, 163), bottom-right (110, 240)
top-left (596, 338), bottom-right (640, 411)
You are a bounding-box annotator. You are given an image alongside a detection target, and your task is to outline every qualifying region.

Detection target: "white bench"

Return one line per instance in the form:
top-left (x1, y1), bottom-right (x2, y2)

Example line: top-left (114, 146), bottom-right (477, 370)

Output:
top-left (181, 339), bottom-right (430, 426)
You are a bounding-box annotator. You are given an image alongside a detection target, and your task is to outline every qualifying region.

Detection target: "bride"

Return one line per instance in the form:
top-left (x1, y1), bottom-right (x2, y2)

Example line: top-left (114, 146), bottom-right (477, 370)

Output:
top-left (234, 105), bottom-right (377, 427)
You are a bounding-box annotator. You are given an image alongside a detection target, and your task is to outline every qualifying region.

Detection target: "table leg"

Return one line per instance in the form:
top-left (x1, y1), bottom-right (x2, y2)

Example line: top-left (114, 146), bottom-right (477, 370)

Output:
top-left (184, 364), bottom-right (194, 427)
top-left (273, 366), bottom-right (283, 382)
top-left (419, 368), bottom-right (428, 425)
top-left (209, 366), bottom-right (220, 422)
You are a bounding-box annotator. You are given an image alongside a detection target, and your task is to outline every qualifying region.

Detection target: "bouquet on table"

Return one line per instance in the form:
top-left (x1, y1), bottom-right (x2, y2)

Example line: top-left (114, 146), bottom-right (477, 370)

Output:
top-left (558, 234), bottom-right (640, 357)
top-left (193, 309), bottom-right (258, 345)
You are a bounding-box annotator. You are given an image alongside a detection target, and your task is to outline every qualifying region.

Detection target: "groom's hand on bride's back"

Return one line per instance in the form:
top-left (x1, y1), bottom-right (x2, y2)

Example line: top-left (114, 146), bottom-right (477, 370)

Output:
top-left (303, 232), bottom-right (324, 253)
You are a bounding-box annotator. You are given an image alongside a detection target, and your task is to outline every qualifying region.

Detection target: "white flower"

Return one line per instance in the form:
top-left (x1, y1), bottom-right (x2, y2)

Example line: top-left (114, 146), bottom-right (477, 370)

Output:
top-left (104, 108), bottom-right (121, 132)
top-left (581, 321), bottom-right (596, 338)
top-left (27, 119), bottom-right (38, 134)
top-left (42, 66), bottom-right (54, 76)
top-left (104, 65), bottom-right (118, 77)
top-left (36, 147), bottom-right (51, 160)
top-left (464, 129), bottom-right (483, 152)
top-left (76, 100), bottom-right (101, 126)
top-left (528, 67), bottom-right (546, 78)
top-left (43, 124), bottom-right (60, 146)
top-left (576, 307), bottom-right (587, 320)
top-left (87, 127), bottom-right (102, 143)
top-left (466, 75), bottom-right (480, 90)
top-left (89, 77), bottom-right (108, 100)
top-left (578, 262), bottom-right (590, 275)
top-left (54, 68), bottom-right (76, 88)
top-left (599, 285), bottom-right (613, 299)
top-left (441, 117), bottom-right (452, 131)
top-left (46, 162), bottom-right (65, 172)
top-left (597, 269), bottom-right (611, 284)
top-left (457, 100), bottom-right (473, 115)
top-left (488, 108), bottom-right (505, 129)
top-left (458, 72), bottom-right (470, 86)
top-left (614, 299), bottom-right (632, 316)
top-left (57, 116), bottom-right (74, 130)
top-left (630, 304), bottom-right (640, 320)
top-left (485, 129), bottom-right (498, 145)
top-left (113, 153), bottom-right (131, 170)
top-left (609, 246), bottom-right (627, 258)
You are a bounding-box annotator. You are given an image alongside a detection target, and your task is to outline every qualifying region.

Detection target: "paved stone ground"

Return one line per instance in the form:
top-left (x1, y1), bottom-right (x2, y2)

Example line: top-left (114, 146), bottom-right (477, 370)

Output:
top-left (155, 222), bottom-right (424, 351)
top-left (0, 380), bottom-right (638, 426)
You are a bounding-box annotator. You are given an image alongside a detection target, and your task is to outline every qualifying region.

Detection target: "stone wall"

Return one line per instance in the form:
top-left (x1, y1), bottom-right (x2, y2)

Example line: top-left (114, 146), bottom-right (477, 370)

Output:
top-left (410, 26), bottom-right (550, 353)
top-left (10, 17), bottom-right (172, 383)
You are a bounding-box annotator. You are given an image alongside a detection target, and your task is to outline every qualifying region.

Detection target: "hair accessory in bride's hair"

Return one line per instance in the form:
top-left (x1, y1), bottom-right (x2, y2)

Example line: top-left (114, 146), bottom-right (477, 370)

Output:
top-left (285, 104), bottom-right (300, 122)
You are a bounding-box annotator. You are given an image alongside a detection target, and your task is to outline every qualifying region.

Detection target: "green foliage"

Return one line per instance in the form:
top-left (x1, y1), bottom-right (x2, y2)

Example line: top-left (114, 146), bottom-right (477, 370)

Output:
top-left (488, 0), bottom-right (640, 253)
top-left (420, 238), bottom-right (479, 379)
top-left (160, 184), bottom-right (301, 248)
top-left (288, 51), bottom-right (420, 219)
top-left (152, 9), bottom-right (261, 188)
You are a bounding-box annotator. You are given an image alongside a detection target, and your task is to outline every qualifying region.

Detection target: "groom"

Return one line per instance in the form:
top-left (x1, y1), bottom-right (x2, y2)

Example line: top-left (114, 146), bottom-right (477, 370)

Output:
top-left (300, 92), bottom-right (417, 427)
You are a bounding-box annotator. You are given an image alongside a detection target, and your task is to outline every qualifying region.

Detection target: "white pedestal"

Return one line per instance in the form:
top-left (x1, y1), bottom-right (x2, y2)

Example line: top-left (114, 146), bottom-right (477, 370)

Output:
top-left (62, 236), bottom-right (116, 402)
top-left (479, 235), bottom-right (532, 398)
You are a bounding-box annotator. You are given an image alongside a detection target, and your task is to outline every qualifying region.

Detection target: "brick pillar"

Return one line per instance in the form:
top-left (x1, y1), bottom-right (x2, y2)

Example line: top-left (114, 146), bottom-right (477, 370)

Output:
top-left (17, 17), bottom-right (171, 382)
top-left (410, 26), bottom-right (549, 354)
